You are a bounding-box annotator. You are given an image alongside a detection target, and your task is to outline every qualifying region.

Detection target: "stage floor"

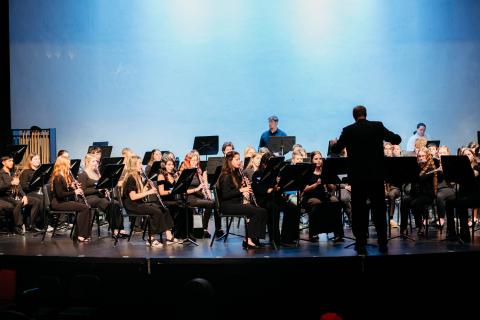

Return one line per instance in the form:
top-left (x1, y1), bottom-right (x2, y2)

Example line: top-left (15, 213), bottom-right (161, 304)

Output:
top-left (0, 223), bottom-right (478, 262)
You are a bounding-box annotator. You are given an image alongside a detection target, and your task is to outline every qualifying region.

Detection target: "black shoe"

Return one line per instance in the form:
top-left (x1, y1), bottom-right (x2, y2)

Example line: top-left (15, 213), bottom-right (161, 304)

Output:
top-left (203, 230), bottom-right (211, 238)
top-left (379, 244), bottom-right (388, 254)
top-left (354, 244), bottom-right (367, 255)
top-left (242, 241), bottom-right (259, 249)
top-left (14, 226), bottom-right (25, 235)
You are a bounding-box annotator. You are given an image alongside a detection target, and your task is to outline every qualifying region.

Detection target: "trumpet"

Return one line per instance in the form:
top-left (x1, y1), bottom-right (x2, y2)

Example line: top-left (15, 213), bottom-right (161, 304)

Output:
top-left (196, 167), bottom-right (212, 201)
top-left (140, 168), bottom-right (166, 208)
top-left (239, 169), bottom-right (258, 207)
top-left (69, 170), bottom-right (91, 208)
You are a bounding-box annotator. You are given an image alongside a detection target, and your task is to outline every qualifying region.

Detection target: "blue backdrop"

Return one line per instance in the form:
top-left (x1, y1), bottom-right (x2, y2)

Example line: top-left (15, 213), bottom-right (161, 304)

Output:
top-left (9, 0), bottom-right (480, 159)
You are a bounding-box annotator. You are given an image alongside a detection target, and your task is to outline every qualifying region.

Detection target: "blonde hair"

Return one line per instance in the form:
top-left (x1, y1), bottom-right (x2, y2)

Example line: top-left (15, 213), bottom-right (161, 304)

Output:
top-left (415, 137), bottom-right (427, 150)
top-left (246, 153), bottom-right (262, 170)
top-left (243, 146), bottom-right (256, 159)
top-left (84, 154), bottom-right (99, 180)
top-left (124, 155), bottom-right (143, 192)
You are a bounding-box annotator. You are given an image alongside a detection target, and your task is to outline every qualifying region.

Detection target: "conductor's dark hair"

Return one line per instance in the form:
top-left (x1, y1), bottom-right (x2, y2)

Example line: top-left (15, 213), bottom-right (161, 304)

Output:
top-left (352, 105), bottom-right (367, 120)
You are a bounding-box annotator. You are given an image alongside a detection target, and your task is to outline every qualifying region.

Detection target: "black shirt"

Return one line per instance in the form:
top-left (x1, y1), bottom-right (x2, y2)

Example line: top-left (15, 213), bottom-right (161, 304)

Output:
top-left (52, 175), bottom-right (75, 202)
top-left (77, 171), bottom-right (101, 196)
top-left (0, 169), bottom-right (25, 198)
top-left (19, 168), bottom-right (36, 194)
top-left (218, 173), bottom-right (242, 205)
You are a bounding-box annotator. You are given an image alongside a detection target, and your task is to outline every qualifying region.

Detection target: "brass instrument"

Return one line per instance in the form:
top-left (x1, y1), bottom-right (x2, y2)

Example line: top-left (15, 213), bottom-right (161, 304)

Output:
top-left (196, 167), bottom-right (212, 201)
top-left (239, 169), bottom-right (258, 207)
top-left (140, 168), bottom-right (166, 208)
top-left (69, 170), bottom-right (91, 208)
top-left (11, 167), bottom-right (21, 201)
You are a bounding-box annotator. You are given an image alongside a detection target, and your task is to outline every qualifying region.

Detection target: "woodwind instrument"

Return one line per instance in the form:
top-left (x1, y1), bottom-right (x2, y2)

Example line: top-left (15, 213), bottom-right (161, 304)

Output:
top-left (196, 167), bottom-right (212, 200)
top-left (141, 168), bottom-right (166, 208)
top-left (11, 167), bottom-right (21, 201)
top-left (239, 168), bottom-right (258, 207)
top-left (69, 170), bottom-right (91, 208)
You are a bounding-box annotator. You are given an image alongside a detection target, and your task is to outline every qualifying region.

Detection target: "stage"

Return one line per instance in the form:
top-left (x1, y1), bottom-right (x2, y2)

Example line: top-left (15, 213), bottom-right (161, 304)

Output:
top-left (1, 223), bottom-right (479, 319)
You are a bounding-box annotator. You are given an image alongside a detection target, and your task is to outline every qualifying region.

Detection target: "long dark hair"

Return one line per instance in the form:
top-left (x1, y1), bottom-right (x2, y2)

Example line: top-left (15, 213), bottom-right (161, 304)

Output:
top-left (217, 151), bottom-right (241, 189)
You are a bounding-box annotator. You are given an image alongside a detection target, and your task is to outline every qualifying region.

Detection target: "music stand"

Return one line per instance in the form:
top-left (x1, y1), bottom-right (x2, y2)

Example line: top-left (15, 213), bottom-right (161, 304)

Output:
top-left (87, 146), bottom-right (112, 159)
top-left (193, 136), bottom-right (219, 161)
top-left (30, 164), bottom-right (54, 241)
top-left (96, 164), bottom-right (125, 245)
top-left (243, 157), bottom-right (251, 169)
top-left (268, 136), bottom-right (296, 156)
top-left (427, 140), bottom-right (440, 148)
top-left (147, 161), bottom-right (161, 181)
top-left (99, 157), bottom-right (124, 175)
top-left (206, 157), bottom-right (224, 185)
top-left (277, 163), bottom-right (315, 247)
top-left (70, 159), bottom-right (81, 178)
top-left (1, 145), bottom-right (27, 167)
top-left (320, 157), bottom-right (355, 242)
top-left (142, 152), bottom-right (152, 166)
top-left (384, 156), bottom-right (419, 242)
top-left (171, 168), bottom-right (198, 246)
top-left (327, 140), bottom-right (340, 158)
top-left (441, 155), bottom-right (475, 243)
top-left (92, 141), bottom-right (108, 147)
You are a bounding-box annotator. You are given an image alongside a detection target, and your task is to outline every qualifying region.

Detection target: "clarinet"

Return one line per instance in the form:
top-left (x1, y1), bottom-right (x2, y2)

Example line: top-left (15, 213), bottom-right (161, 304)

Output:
top-left (239, 169), bottom-right (258, 207)
top-left (140, 169), bottom-right (166, 208)
top-left (69, 170), bottom-right (91, 208)
top-left (196, 167), bottom-right (212, 201)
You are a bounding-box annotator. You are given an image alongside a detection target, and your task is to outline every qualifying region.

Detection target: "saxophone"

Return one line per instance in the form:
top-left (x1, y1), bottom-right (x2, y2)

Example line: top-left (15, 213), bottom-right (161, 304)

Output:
top-left (11, 167), bottom-right (21, 201)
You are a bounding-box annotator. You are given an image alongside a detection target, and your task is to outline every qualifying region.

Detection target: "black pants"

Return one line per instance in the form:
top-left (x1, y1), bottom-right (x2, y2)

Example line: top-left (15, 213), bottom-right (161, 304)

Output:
top-left (221, 203), bottom-right (268, 239)
top-left (188, 196), bottom-right (221, 231)
top-left (164, 200), bottom-right (193, 238)
top-left (51, 199), bottom-right (92, 238)
top-left (305, 197), bottom-right (343, 238)
top-left (0, 196), bottom-right (23, 226)
top-left (400, 195), bottom-right (433, 231)
top-left (386, 187), bottom-right (400, 219)
top-left (350, 180), bottom-right (387, 246)
top-left (125, 202), bottom-right (173, 235)
top-left (85, 195), bottom-right (124, 230)
top-left (26, 193), bottom-right (44, 228)
top-left (436, 187), bottom-right (455, 219)
top-left (446, 194), bottom-right (480, 239)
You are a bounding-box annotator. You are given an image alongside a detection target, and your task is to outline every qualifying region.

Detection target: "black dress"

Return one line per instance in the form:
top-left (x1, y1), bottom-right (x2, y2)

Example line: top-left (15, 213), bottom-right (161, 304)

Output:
top-left (218, 172), bottom-right (267, 239)
top-left (122, 175), bottom-right (173, 235)
top-left (77, 171), bottom-right (124, 231)
top-left (51, 175), bottom-right (92, 238)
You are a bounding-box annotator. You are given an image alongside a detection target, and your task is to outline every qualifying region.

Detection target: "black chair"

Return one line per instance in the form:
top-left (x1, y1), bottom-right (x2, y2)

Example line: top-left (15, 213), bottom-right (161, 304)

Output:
top-left (209, 187), bottom-right (248, 247)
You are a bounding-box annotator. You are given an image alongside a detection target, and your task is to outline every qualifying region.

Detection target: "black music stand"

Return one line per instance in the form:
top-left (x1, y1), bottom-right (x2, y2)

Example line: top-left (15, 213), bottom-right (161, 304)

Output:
top-left (206, 157), bottom-right (224, 185)
top-left (193, 136), bottom-right (219, 161)
top-left (70, 159), bottom-right (81, 178)
top-left (384, 156), bottom-right (419, 242)
top-left (92, 141), bottom-right (108, 147)
top-left (277, 163), bottom-right (315, 247)
top-left (99, 157), bottom-right (124, 175)
top-left (327, 140), bottom-right (340, 158)
top-left (171, 168), bottom-right (198, 246)
top-left (142, 152), bottom-right (152, 166)
top-left (30, 164), bottom-right (54, 242)
top-left (147, 161), bottom-right (161, 181)
top-left (320, 157), bottom-right (355, 242)
top-left (3, 145), bottom-right (28, 165)
top-left (268, 136), bottom-right (295, 156)
top-left (96, 164), bottom-right (125, 245)
top-left (441, 155), bottom-right (475, 243)
top-left (87, 146), bottom-right (112, 159)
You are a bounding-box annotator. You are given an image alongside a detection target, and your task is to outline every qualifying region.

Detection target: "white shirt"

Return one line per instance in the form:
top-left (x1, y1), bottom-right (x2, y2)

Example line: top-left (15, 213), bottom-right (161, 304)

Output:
top-left (406, 133), bottom-right (428, 151)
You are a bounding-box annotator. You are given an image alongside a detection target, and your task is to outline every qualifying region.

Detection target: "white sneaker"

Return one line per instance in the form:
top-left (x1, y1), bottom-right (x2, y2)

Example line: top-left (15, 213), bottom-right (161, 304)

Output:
top-left (47, 225), bottom-right (54, 232)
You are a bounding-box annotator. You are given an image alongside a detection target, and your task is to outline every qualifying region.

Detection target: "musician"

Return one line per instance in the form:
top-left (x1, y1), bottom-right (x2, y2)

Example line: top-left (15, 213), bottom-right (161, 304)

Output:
top-left (400, 147), bottom-right (436, 236)
top-left (243, 152), bottom-right (262, 181)
top-left (392, 145), bottom-right (402, 157)
top-left (384, 143), bottom-right (400, 228)
top-left (406, 123), bottom-right (428, 152)
top-left (0, 155), bottom-right (30, 235)
top-left (158, 158), bottom-right (192, 240)
top-left (331, 106), bottom-right (401, 254)
top-left (243, 146), bottom-right (256, 159)
top-left (217, 151), bottom-right (268, 248)
top-left (88, 147), bottom-right (102, 162)
top-left (222, 142), bottom-right (234, 156)
top-left (77, 154), bottom-right (127, 238)
top-left (19, 153), bottom-right (45, 230)
top-left (118, 147), bottom-right (135, 187)
top-left (302, 151), bottom-right (344, 242)
top-left (445, 148), bottom-right (479, 242)
top-left (50, 156), bottom-right (93, 242)
top-left (179, 151), bottom-right (223, 238)
top-left (145, 149), bottom-right (162, 177)
top-left (122, 156), bottom-right (177, 247)
top-left (427, 141), bottom-right (439, 160)
top-left (57, 149), bottom-right (70, 159)
top-left (435, 146), bottom-right (455, 230)
top-left (259, 115), bottom-right (287, 149)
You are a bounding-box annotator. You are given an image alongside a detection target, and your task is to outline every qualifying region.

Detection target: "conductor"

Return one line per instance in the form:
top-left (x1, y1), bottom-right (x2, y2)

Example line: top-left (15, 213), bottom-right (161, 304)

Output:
top-left (331, 106), bottom-right (401, 255)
